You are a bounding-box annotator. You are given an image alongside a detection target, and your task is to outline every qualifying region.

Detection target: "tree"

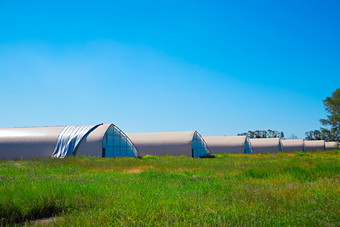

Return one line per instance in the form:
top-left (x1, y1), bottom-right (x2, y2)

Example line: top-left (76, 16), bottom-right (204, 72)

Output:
top-left (305, 89), bottom-right (340, 141)
top-left (320, 88), bottom-right (340, 142)
top-left (238, 129), bottom-right (284, 138)
top-left (305, 130), bottom-right (326, 140)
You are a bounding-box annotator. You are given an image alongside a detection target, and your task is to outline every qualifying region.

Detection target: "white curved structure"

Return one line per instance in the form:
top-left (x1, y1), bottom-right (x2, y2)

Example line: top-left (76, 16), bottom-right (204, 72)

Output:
top-left (304, 140), bottom-right (325, 152)
top-left (53, 124), bottom-right (101, 158)
top-left (126, 131), bottom-right (209, 157)
top-left (0, 124), bottom-right (137, 160)
top-left (280, 139), bottom-right (304, 152)
top-left (248, 138), bottom-right (280, 154)
top-left (203, 136), bottom-right (252, 154)
top-left (324, 141), bottom-right (338, 150)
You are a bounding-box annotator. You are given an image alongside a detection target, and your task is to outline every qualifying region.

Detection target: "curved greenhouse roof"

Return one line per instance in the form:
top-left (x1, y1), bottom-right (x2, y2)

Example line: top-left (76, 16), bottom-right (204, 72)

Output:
top-left (203, 136), bottom-right (252, 154)
top-left (0, 124), bottom-right (137, 160)
top-left (325, 141), bottom-right (339, 150)
top-left (280, 139), bottom-right (304, 152)
top-left (304, 140), bottom-right (325, 152)
top-left (126, 131), bottom-right (209, 158)
top-left (248, 138), bottom-right (280, 154)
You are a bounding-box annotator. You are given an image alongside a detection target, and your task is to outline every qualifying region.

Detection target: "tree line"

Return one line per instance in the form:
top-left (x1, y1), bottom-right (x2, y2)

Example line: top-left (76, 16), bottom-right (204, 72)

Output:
top-left (305, 88), bottom-right (340, 142)
top-left (238, 88), bottom-right (339, 142)
top-left (238, 130), bottom-right (284, 139)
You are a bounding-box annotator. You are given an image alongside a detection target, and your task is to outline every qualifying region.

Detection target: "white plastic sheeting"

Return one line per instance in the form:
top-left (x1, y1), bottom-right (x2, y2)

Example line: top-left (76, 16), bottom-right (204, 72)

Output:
top-left (304, 140), bottom-right (325, 152)
top-left (248, 138), bottom-right (281, 154)
top-left (0, 126), bottom-right (64, 160)
top-left (280, 139), bottom-right (304, 152)
top-left (52, 124), bottom-right (101, 158)
top-left (325, 141), bottom-right (339, 150)
top-left (126, 131), bottom-right (209, 157)
top-left (203, 136), bottom-right (247, 154)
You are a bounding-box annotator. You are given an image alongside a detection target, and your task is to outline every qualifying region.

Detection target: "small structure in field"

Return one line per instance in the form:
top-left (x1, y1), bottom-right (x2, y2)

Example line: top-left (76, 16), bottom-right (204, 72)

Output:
top-left (280, 139), bottom-right (304, 152)
top-left (0, 124), bottom-right (137, 160)
top-left (248, 138), bottom-right (281, 154)
top-left (203, 136), bottom-right (252, 154)
top-left (304, 140), bottom-right (325, 152)
top-left (126, 131), bottom-right (209, 158)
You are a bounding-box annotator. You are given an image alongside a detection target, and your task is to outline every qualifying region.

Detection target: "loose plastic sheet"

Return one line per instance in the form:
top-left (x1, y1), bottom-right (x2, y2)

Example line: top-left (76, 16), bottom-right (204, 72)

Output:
top-left (52, 124), bottom-right (101, 158)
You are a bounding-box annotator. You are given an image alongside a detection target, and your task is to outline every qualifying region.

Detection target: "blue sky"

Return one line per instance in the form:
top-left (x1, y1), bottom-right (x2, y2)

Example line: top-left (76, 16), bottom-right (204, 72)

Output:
top-left (0, 0), bottom-right (339, 138)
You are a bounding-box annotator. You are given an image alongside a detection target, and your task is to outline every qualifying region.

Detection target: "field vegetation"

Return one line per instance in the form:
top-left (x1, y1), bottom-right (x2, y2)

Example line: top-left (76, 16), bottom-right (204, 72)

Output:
top-left (1, 150), bottom-right (339, 226)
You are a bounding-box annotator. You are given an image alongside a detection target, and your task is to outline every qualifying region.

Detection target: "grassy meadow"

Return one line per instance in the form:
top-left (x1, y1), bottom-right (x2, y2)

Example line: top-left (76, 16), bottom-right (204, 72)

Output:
top-left (0, 150), bottom-right (339, 226)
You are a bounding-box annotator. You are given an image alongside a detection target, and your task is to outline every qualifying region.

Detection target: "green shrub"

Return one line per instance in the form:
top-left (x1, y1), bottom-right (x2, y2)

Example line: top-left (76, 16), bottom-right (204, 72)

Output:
top-left (200, 154), bottom-right (216, 159)
top-left (212, 153), bottom-right (229, 158)
top-left (142, 155), bottom-right (157, 159)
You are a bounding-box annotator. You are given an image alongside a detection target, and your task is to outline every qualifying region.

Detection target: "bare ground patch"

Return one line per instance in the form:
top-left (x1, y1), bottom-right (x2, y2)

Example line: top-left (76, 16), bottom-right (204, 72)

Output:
top-left (31, 217), bottom-right (62, 226)
top-left (124, 166), bottom-right (150, 174)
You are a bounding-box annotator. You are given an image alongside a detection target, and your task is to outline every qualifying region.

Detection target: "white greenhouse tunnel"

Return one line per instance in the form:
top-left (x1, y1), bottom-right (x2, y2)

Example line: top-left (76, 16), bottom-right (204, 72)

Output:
top-left (0, 124), bottom-right (137, 160)
top-left (203, 136), bottom-right (252, 154)
top-left (126, 131), bottom-right (210, 158)
top-left (0, 123), bottom-right (339, 160)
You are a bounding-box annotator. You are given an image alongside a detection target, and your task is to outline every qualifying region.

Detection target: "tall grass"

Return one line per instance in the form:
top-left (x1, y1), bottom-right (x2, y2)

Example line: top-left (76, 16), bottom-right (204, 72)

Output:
top-left (0, 150), bottom-right (339, 226)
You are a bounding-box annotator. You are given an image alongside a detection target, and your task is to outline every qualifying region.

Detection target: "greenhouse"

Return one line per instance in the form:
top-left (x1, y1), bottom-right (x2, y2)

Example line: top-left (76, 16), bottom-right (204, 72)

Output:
top-left (203, 136), bottom-right (252, 154)
top-left (280, 139), bottom-right (304, 152)
top-left (248, 138), bottom-right (281, 154)
top-left (304, 140), bottom-right (325, 152)
top-left (126, 131), bottom-right (209, 158)
top-left (0, 124), bottom-right (137, 160)
top-left (325, 141), bottom-right (339, 150)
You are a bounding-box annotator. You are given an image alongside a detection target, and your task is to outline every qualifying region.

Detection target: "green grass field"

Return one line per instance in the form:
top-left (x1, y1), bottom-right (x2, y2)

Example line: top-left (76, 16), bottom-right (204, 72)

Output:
top-left (1, 150), bottom-right (339, 226)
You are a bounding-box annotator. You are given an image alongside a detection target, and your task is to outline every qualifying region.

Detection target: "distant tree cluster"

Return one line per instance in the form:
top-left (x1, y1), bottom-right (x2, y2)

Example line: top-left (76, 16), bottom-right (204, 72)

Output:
top-left (305, 88), bottom-right (340, 142)
top-left (238, 129), bottom-right (284, 139)
top-left (305, 129), bottom-right (332, 141)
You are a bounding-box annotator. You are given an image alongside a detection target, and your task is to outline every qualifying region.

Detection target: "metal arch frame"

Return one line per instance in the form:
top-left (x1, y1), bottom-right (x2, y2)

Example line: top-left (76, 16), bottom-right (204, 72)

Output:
top-left (113, 125), bottom-right (139, 157)
top-left (103, 124), bottom-right (139, 158)
top-left (192, 131), bottom-right (210, 158)
top-left (303, 139), bottom-right (305, 152)
top-left (278, 139), bottom-right (283, 152)
top-left (244, 137), bottom-right (253, 154)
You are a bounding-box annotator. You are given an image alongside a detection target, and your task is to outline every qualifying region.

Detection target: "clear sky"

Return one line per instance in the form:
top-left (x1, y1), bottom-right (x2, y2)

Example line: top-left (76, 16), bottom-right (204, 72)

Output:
top-left (0, 0), bottom-right (339, 138)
